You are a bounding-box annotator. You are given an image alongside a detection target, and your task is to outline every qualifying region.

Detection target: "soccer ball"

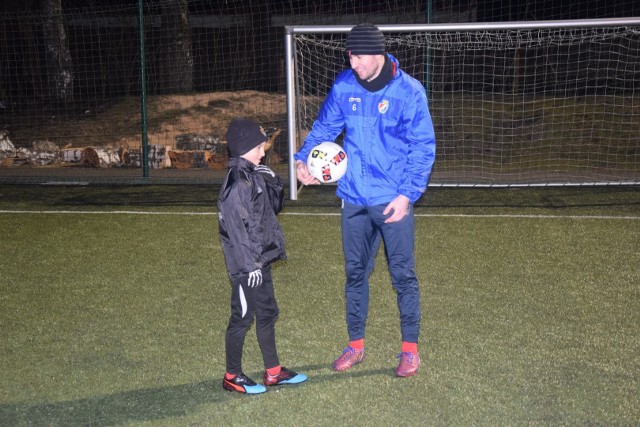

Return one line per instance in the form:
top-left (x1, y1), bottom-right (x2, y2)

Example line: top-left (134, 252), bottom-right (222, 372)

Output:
top-left (306, 141), bottom-right (348, 183)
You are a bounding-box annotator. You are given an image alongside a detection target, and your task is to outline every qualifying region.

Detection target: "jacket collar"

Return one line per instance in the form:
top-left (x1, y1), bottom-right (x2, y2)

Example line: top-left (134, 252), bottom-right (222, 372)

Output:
top-left (229, 156), bottom-right (255, 171)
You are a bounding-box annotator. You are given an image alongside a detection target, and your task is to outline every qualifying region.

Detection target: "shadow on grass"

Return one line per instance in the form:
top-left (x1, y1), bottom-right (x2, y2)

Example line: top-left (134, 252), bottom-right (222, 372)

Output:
top-left (417, 186), bottom-right (640, 210)
top-left (3, 184), bottom-right (637, 211)
top-left (0, 380), bottom-right (222, 427)
top-left (0, 185), bottom-right (219, 208)
top-left (292, 185), bottom-right (640, 211)
top-left (0, 364), bottom-right (393, 426)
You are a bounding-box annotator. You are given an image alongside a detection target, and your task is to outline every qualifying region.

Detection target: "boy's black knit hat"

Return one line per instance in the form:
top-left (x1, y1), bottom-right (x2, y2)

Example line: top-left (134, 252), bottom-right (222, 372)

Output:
top-left (226, 117), bottom-right (268, 157)
top-left (345, 23), bottom-right (385, 55)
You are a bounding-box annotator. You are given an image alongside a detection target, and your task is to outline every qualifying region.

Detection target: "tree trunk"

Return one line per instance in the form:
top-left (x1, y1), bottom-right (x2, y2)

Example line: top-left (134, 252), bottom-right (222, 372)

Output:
top-left (40, 0), bottom-right (74, 103)
top-left (159, 0), bottom-right (193, 94)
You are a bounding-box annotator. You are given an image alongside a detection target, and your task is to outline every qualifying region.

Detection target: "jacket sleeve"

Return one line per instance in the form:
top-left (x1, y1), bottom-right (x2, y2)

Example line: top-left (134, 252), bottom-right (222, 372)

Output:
top-left (259, 173), bottom-right (285, 215)
top-left (294, 73), bottom-right (348, 163)
top-left (218, 171), bottom-right (261, 276)
top-left (398, 87), bottom-right (436, 202)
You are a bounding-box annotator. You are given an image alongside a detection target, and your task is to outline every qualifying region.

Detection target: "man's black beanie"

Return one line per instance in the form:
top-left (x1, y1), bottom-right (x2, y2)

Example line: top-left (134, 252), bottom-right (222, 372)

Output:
top-left (345, 23), bottom-right (386, 55)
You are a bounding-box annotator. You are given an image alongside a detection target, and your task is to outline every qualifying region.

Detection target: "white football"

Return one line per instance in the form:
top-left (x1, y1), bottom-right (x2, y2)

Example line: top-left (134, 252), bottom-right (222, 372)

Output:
top-left (306, 141), bottom-right (348, 183)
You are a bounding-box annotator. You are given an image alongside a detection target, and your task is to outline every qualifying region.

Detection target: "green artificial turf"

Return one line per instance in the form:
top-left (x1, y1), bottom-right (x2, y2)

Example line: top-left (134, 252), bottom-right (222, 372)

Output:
top-left (0, 185), bottom-right (638, 426)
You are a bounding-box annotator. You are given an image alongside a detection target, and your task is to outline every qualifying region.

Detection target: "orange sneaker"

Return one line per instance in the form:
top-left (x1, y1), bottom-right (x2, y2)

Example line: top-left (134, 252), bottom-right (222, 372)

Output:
top-left (332, 346), bottom-right (366, 372)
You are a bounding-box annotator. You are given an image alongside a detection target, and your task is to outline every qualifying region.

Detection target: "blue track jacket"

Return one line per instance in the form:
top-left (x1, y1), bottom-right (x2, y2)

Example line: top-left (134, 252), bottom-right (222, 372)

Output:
top-left (294, 54), bottom-right (436, 206)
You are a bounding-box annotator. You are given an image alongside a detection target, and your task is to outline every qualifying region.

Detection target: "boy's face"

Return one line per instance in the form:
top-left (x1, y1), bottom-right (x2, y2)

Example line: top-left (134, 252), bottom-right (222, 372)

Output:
top-left (241, 142), bottom-right (266, 165)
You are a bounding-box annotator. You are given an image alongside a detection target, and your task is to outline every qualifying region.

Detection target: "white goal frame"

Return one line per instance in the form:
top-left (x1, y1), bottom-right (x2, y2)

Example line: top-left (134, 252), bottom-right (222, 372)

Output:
top-left (284, 17), bottom-right (640, 200)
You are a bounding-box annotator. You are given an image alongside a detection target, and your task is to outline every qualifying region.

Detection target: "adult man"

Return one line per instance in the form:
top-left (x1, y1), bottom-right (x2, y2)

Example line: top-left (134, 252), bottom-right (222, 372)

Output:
top-left (294, 23), bottom-right (436, 377)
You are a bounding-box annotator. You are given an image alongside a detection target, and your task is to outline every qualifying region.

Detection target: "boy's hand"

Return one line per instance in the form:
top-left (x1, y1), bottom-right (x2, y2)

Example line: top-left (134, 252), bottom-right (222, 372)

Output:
top-left (244, 269), bottom-right (263, 288)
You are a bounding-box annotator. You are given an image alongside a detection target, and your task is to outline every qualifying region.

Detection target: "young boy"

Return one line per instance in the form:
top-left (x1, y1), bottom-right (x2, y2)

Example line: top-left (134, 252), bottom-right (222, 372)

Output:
top-left (218, 117), bottom-right (307, 395)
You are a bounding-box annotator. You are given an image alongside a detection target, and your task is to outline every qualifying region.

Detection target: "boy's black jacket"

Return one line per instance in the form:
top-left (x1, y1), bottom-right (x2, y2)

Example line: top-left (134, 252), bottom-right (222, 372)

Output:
top-left (217, 157), bottom-right (287, 279)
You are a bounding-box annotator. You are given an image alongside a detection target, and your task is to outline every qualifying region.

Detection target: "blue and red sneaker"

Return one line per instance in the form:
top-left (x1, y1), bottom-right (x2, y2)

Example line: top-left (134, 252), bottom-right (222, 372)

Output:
top-left (223, 373), bottom-right (267, 394)
top-left (263, 367), bottom-right (308, 386)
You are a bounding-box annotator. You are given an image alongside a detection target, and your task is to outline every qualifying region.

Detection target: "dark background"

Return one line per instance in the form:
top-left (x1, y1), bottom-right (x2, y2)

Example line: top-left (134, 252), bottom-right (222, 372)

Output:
top-left (1, 1), bottom-right (639, 20)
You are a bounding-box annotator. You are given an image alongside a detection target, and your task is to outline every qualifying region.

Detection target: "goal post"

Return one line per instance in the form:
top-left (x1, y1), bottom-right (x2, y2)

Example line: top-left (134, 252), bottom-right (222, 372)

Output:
top-left (285, 18), bottom-right (640, 200)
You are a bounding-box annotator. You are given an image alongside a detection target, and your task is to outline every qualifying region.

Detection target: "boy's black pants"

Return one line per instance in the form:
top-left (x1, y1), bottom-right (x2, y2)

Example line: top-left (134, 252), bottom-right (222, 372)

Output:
top-left (225, 264), bottom-right (280, 374)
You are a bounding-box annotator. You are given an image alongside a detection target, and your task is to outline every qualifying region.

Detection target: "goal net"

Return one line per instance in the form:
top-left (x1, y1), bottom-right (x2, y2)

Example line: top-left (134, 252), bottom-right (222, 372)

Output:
top-left (286, 19), bottom-right (640, 192)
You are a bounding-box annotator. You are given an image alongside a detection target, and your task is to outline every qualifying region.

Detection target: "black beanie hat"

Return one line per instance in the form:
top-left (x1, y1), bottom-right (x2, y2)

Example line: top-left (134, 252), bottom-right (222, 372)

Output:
top-left (226, 117), bottom-right (268, 157)
top-left (345, 23), bottom-right (385, 55)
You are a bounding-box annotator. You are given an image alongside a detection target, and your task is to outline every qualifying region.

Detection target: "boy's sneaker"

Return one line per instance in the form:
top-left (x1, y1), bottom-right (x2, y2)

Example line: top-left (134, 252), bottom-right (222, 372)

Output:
top-left (223, 373), bottom-right (267, 394)
top-left (396, 352), bottom-right (420, 377)
top-left (332, 346), bottom-right (366, 371)
top-left (263, 367), bottom-right (308, 386)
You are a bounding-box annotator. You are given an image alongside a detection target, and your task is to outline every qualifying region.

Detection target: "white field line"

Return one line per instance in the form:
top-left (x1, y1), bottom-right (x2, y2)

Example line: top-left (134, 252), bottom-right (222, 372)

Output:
top-left (0, 210), bottom-right (639, 220)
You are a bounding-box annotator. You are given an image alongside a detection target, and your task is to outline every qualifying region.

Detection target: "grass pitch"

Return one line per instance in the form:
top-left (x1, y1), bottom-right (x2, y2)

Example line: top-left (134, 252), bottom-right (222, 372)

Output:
top-left (0, 185), bottom-right (638, 426)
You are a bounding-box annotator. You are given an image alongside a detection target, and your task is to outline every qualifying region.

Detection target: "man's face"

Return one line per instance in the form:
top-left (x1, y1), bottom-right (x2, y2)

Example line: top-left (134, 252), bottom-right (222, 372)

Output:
top-left (349, 54), bottom-right (384, 82)
top-left (241, 142), bottom-right (266, 165)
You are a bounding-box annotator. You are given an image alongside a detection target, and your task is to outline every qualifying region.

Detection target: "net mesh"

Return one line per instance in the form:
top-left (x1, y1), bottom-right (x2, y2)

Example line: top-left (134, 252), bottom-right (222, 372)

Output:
top-left (293, 25), bottom-right (640, 186)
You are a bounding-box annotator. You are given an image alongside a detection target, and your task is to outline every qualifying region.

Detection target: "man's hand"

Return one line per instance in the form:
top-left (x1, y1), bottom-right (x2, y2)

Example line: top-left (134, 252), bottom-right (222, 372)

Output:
top-left (245, 269), bottom-right (263, 288)
top-left (383, 195), bottom-right (411, 223)
top-left (296, 160), bottom-right (321, 185)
